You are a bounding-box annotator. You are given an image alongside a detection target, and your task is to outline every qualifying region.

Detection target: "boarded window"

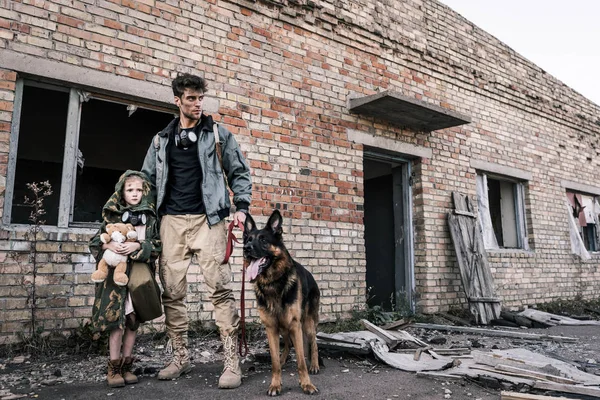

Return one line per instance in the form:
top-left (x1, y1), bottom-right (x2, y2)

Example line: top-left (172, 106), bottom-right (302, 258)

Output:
top-left (476, 173), bottom-right (528, 250)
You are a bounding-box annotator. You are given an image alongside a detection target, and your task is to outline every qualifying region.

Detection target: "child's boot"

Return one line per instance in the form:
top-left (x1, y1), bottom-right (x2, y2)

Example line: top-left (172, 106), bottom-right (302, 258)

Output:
top-left (107, 358), bottom-right (125, 388)
top-left (122, 356), bottom-right (139, 384)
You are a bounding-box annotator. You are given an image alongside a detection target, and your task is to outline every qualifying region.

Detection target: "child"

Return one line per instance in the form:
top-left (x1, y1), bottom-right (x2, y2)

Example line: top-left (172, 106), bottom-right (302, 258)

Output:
top-left (89, 170), bottom-right (162, 388)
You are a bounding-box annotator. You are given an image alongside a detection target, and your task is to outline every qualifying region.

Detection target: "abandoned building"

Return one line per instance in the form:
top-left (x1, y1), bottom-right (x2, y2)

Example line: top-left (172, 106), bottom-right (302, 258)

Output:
top-left (0, 0), bottom-right (599, 343)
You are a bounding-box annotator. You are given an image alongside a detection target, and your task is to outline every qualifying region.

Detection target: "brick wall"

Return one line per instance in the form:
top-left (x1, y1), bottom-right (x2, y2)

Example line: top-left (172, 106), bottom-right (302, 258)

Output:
top-left (0, 0), bottom-right (599, 342)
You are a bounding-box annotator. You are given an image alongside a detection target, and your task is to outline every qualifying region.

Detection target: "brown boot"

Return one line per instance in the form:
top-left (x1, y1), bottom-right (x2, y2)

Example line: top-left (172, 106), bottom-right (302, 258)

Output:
top-left (122, 356), bottom-right (138, 384)
top-left (158, 333), bottom-right (192, 380)
top-left (107, 358), bottom-right (125, 388)
top-left (218, 334), bottom-right (241, 389)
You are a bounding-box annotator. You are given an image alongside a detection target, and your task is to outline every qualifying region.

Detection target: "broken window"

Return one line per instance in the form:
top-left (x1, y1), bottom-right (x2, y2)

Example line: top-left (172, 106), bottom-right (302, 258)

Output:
top-left (6, 79), bottom-right (174, 226)
top-left (566, 191), bottom-right (600, 254)
top-left (476, 173), bottom-right (528, 250)
top-left (73, 97), bottom-right (174, 223)
top-left (10, 84), bottom-right (68, 225)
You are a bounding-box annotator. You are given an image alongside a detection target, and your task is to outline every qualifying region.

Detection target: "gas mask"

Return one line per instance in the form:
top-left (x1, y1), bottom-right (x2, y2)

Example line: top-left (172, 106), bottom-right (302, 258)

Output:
top-left (175, 127), bottom-right (198, 149)
top-left (122, 211), bottom-right (147, 226)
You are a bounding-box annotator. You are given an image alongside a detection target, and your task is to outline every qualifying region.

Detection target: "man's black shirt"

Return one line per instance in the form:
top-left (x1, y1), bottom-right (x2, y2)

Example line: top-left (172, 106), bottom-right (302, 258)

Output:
top-left (162, 126), bottom-right (205, 215)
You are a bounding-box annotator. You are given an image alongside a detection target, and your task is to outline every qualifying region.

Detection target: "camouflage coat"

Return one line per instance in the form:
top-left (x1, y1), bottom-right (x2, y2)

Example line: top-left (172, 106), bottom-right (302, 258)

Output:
top-left (89, 170), bottom-right (161, 333)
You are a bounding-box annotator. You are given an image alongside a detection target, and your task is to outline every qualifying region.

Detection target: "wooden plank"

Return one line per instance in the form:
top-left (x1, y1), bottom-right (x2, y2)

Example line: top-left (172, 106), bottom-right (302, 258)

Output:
top-left (361, 320), bottom-right (399, 348)
top-left (433, 348), bottom-right (471, 355)
top-left (412, 323), bottom-right (578, 342)
top-left (316, 332), bottom-right (365, 345)
top-left (534, 381), bottom-right (600, 397)
top-left (426, 348), bottom-right (443, 360)
top-left (469, 297), bottom-right (501, 303)
top-left (501, 311), bottom-right (534, 328)
top-left (394, 347), bottom-right (471, 356)
top-left (495, 364), bottom-right (579, 385)
top-left (473, 349), bottom-right (600, 386)
top-left (387, 329), bottom-right (430, 347)
top-left (448, 192), bottom-right (501, 324)
top-left (316, 339), bottom-right (370, 355)
top-left (413, 348), bottom-right (423, 361)
top-left (584, 307), bottom-right (600, 316)
top-left (519, 309), bottom-right (600, 326)
top-left (470, 364), bottom-right (546, 382)
top-left (454, 210), bottom-right (477, 218)
top-left (438, 312), bottom-right (472, 326)
top-left (381, 318), bottom-right (410, 330)
top-left (501, 391), bottom-right (574, 400)
top-left (370, 341), bottom-right (456, 372)
top-left (416, 371), bottom-right (465, 381)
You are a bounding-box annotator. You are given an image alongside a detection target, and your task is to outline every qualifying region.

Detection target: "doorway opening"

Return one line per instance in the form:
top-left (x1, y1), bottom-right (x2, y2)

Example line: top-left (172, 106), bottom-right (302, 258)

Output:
top-left (363, 150), bottom-right (414, 313)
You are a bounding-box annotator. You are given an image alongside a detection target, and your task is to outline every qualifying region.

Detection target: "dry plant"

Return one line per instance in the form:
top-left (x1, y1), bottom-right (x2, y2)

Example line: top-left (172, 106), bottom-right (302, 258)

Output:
top-left (8, 181), bottom-right (53, 336)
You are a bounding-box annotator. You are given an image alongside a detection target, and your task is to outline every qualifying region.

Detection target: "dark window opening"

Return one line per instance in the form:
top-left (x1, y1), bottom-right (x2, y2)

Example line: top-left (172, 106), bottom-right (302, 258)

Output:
top-left (486, 177), bottom-right (519, 248)
top-left (584, 224), bottom-right (597, 252)
top-left (74, 99), bottom-right (173, 223)
top-left (487, 178), bottom-right (504, 245)
top-left (11, 85), bottom-right (68, 225)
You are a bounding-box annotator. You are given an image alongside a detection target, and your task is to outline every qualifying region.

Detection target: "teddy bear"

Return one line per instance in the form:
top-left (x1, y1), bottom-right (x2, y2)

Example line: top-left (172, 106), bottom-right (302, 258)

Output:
top-left (91, 222), bottom-right (138, 286)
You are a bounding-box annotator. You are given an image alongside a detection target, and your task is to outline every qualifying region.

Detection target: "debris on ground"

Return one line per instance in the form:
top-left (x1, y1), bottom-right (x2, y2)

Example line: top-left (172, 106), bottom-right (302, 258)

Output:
top-left (1, 308), bottom-right (600, 399)
top-left (314, 310), bottom-right (600, 399)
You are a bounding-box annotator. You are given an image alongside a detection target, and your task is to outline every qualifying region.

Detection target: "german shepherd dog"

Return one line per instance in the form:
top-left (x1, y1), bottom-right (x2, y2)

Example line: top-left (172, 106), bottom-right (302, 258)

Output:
top-left (243, 210), bottom-right (320, 396)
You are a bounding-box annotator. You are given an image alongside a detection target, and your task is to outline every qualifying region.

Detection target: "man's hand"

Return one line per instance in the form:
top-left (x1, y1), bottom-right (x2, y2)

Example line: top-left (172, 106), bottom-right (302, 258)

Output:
top-left (233, 211), bottom-right (247, 227)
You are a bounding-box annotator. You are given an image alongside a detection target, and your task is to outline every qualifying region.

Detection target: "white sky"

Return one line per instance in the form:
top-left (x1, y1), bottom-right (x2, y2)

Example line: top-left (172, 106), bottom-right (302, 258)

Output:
top-left (439, 0), bottom-right (600, 106)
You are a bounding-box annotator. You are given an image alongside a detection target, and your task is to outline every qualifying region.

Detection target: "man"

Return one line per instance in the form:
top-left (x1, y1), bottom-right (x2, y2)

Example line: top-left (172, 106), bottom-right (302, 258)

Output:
top-left (141, 73), bottom-right (251, 388)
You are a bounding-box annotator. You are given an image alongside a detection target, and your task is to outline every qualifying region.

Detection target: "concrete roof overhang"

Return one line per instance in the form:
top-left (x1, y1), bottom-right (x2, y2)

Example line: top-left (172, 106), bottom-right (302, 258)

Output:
top-left (349, 91), bottom-right (471, 131)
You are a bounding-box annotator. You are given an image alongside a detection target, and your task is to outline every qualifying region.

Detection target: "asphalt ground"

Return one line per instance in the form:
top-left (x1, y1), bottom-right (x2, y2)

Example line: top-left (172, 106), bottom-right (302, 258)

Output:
top-left (20, 356), bottom-right (498, 400)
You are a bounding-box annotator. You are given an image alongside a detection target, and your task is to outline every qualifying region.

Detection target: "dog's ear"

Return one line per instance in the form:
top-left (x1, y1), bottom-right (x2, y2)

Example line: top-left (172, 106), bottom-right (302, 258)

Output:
top-left (243, 213), bottom-right (257, 237)
top-left (266, 209), bottom-right (283, 236)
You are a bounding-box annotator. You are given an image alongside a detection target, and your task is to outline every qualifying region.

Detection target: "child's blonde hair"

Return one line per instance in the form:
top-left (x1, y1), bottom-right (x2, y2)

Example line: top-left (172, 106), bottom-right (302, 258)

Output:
top-left (124, 175), bottom-right (144, 185)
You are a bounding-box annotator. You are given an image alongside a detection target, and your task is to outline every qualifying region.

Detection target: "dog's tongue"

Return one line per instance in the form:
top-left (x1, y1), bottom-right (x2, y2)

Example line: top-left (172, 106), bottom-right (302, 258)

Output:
top-left (247, 257), bottom-right (267, 281)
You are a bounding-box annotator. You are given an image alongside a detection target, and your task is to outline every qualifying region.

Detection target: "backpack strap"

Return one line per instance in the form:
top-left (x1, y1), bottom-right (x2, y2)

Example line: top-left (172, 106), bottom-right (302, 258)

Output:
top-left (213, 123), bottom-right (224, 171)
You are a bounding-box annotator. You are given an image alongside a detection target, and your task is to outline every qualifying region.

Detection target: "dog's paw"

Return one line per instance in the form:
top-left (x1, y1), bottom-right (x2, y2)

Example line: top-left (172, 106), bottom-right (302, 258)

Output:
top-left (267, 383), bottom-right (282, 396)
top-left (301, 382), bottom-right (318, 395)
top-left (309, 365), bottom-right (320, 375)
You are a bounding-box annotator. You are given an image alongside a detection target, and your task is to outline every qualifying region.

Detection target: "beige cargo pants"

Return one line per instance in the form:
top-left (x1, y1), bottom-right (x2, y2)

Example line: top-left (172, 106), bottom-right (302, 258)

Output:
top-left (159, 214), bottom-right (239, 336)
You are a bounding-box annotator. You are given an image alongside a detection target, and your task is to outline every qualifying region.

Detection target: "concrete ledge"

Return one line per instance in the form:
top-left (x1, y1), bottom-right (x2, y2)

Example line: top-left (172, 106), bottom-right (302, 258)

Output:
top-left (348, 91), bottom-right (471, 132)
top-left (561, 180), bottom-right (600, 196)
top-left (471, 159), bottom-right (532, 181)
top-left (0, 49), bottom-right (218, 112)
top-left (347, 129), bottom-right (432, 159)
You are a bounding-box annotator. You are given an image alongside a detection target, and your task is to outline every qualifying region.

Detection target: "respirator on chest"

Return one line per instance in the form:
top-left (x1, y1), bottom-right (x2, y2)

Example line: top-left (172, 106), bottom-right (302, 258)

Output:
top-left (175, 126), bottom-right (198, 149)
top-left (122, 211), bottom-right (147, 226)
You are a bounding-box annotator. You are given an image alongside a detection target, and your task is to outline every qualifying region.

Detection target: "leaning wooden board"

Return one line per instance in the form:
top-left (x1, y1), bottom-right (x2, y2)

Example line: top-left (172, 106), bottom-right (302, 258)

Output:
top-left (447, 192), bottom-right (501, 324)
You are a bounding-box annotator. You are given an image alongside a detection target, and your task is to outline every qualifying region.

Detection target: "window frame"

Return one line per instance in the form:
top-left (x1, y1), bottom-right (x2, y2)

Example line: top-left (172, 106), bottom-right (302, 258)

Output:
top-left (476, 171), bottom-right (529, 251)
top-left (3, 77), bottom-right (175, 228)
top-left (566, 189), bottom-right (600, 253)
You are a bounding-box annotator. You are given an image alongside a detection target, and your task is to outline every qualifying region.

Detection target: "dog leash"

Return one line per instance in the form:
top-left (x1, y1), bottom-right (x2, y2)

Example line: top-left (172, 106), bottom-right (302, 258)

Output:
top-left (222, 219), bottom-right (249, 357)
top-left (223, 219), bottom-right (243, 265)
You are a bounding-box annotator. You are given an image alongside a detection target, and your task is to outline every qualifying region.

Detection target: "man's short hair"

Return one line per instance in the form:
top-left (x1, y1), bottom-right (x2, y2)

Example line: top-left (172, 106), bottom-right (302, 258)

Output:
top-left (172, 73), bottom-right (208, 97)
